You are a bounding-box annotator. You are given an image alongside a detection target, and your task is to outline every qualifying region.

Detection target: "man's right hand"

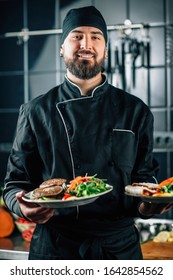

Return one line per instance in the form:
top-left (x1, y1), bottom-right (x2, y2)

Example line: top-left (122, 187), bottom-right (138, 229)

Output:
top-left (16, 191), bottom-right (55, 224)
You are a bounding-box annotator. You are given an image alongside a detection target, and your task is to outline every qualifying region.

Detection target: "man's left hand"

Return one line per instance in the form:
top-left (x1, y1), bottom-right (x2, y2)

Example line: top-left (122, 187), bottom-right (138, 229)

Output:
top-left (139, 201), bottom-right (173, 216)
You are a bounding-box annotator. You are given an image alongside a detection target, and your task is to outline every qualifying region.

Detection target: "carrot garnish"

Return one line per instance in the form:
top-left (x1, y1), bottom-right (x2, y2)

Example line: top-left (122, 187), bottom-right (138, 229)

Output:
top-left (157, 176), bottom-right (173, 189)
top-left (68, 175), bottom-right (95, 190)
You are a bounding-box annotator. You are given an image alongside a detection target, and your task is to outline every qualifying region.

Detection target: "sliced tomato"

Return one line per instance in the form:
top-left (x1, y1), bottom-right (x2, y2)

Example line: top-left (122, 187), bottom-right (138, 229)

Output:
top-left (22, 227), bottom-right (35, 242)
top-left (62, 194), bottom-right (72, 200)
top-left (64, 196), bottom-right (77, 200)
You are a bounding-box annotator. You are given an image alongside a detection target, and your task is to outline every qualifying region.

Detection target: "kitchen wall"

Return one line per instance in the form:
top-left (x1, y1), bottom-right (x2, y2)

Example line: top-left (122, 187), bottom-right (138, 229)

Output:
top-left (0, 0), bottom-right (173, 217)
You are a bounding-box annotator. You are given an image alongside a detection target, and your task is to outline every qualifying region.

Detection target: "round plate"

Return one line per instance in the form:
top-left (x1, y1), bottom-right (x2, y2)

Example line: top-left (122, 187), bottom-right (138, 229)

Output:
top-left (125, 192), bottom-right (173, 203)
top-left (22, 184), bottom-right (113, 208)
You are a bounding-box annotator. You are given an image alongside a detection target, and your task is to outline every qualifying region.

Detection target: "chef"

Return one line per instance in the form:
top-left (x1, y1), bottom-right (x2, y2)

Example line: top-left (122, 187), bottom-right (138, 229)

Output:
top-left (3, 6), bottom-right (173, 260)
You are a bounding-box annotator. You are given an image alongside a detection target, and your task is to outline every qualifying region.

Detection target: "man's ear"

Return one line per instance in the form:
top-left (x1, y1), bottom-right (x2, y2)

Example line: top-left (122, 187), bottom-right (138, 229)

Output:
top-left (105, 47), bottom-right (108, 59)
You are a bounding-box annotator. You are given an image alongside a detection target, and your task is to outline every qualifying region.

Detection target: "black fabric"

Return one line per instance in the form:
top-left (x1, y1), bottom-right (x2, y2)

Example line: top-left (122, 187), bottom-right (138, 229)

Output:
top-left (61, 6), bottom-right (108, 44)
top-left (3, 75), bottom-right (159, 221)
top-left (3, 75), bottom-right (158, 259)
top-left (29, 223), bottom-right (143, 260)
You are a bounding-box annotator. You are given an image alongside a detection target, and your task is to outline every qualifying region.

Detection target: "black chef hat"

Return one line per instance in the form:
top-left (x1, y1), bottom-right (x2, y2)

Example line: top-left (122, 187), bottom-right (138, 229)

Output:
top-left (61, 6), bottom-right (108, 44)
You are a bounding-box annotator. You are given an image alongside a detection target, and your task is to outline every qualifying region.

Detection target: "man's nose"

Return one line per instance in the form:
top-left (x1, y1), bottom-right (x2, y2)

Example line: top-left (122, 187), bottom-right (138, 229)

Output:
top-left (80, 37), bottom-right (92, 49)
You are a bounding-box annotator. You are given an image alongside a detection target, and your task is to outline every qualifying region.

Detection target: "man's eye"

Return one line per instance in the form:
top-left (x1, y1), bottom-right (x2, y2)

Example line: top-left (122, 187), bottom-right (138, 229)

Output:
top-left (92, 36), bottom-right (100, 40)
top-left (72, 35), bottom-right (82, 40)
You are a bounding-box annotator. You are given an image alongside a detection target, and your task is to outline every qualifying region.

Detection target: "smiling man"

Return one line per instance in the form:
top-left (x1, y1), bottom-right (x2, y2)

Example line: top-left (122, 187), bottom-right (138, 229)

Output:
top-left (60, 6), bottom-right (108, 94)
top-left (62, 27), bottom-right (106, 81)
top-left (3, 6), bottom-right (172, 260)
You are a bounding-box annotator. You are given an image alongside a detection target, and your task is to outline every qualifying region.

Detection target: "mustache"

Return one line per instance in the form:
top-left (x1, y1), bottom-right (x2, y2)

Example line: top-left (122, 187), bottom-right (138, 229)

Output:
top-left (76, 50), bottom-right (95, 56)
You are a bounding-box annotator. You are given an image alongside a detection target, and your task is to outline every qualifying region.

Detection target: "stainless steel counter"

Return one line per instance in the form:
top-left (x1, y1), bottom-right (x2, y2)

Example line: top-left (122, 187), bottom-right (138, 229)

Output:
top-left (0, 231), bottom-right (29, 260)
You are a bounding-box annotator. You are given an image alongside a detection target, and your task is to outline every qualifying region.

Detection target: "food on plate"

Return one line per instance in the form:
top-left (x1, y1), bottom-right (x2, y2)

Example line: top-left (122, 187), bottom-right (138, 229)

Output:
top-left (125, 177), bottom-right (173, 197)
top-left (152, 177), bottom-right (173, 197)
top-left (125, 182), bottom-right (158, 196)
top-left (30, 178), bottom-right (66, 200)
top-left (39, 178), bottom-right (67, 188)
top-left (157, 176), bottom-right (173, 189)
top-left (153, 231), bottom-right (173, 242)
top-left (62, 175), bottom-right (109, 200)
top-left (29, 175), bottom-right (111, 201)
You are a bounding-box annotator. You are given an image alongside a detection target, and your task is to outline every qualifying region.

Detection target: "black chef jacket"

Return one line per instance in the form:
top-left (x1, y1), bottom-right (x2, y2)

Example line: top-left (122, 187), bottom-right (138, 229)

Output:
top-left (3, 74), bottom-right (158, 259)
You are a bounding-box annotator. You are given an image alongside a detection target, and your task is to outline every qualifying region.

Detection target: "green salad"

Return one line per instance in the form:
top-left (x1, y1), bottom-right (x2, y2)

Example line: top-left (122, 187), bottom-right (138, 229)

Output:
top-left (67, 176), bottom-right (109, 197)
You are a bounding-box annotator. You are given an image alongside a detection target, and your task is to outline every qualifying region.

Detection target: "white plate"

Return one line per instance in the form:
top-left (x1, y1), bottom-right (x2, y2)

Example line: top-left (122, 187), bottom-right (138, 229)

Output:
top-left (22, 184), bottom-right (113, 208)
top-left (125, 192), bottom-right (173, 203)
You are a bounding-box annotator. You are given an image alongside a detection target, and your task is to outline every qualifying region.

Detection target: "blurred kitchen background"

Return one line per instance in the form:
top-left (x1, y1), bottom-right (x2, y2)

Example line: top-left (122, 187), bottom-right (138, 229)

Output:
top-left (0, 0), bottom-right (173, 220)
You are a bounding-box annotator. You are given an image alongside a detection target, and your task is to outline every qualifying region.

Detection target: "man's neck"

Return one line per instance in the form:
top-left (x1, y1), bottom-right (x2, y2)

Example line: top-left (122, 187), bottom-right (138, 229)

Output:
top-left (66, 71), bottom-right (103, 96)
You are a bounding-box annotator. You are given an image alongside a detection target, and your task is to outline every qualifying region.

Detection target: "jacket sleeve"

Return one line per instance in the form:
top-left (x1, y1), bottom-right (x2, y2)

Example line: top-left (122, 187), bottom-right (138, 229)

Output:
top-left (3, 104), bottom-right (42, 216)
top-left (124, 109), bottom-right (159, 219)
top-left (132, 109), bottom-right (159, 184)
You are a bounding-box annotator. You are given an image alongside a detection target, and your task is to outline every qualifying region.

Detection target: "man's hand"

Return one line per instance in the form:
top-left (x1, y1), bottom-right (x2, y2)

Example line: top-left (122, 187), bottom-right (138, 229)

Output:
top-left (139, 201), bottom-right (173, 216)
top-left (16, 191), bottom-right (55, 224)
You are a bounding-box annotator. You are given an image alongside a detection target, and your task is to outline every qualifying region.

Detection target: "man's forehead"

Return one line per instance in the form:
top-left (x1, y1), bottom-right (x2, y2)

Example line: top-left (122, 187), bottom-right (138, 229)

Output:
top-left (70, 26), bottom-right (104, 36)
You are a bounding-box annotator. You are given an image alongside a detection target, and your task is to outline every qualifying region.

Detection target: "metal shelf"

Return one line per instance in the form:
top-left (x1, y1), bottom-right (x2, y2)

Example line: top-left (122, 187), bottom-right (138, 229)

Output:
top-left (0, 22), bottom-right (172, 42)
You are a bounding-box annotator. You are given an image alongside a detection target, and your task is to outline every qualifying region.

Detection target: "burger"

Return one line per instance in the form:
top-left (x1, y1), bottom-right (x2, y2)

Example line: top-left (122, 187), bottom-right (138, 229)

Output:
top-left (30, 178), bottom-right (67, 200)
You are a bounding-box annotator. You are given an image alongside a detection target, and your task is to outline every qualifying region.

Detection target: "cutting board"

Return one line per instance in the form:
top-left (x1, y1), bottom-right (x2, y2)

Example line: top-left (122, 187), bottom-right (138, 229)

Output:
top-left (141, 240), bottom-right (173, 259)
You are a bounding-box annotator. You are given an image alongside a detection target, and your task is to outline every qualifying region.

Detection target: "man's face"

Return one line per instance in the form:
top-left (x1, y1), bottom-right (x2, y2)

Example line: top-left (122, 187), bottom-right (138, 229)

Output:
top-left (60, 26), bottom-right (107, 79)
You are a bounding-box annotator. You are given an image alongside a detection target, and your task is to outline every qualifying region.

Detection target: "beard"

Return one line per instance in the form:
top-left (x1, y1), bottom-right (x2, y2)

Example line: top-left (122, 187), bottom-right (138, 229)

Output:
top-left (64, 54), bottom-right (105, 80)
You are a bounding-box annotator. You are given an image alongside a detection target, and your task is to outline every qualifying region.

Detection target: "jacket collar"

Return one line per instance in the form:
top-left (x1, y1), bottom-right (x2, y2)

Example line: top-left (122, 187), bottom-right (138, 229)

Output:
top-left (62, 74), bottom-right (109, 98)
